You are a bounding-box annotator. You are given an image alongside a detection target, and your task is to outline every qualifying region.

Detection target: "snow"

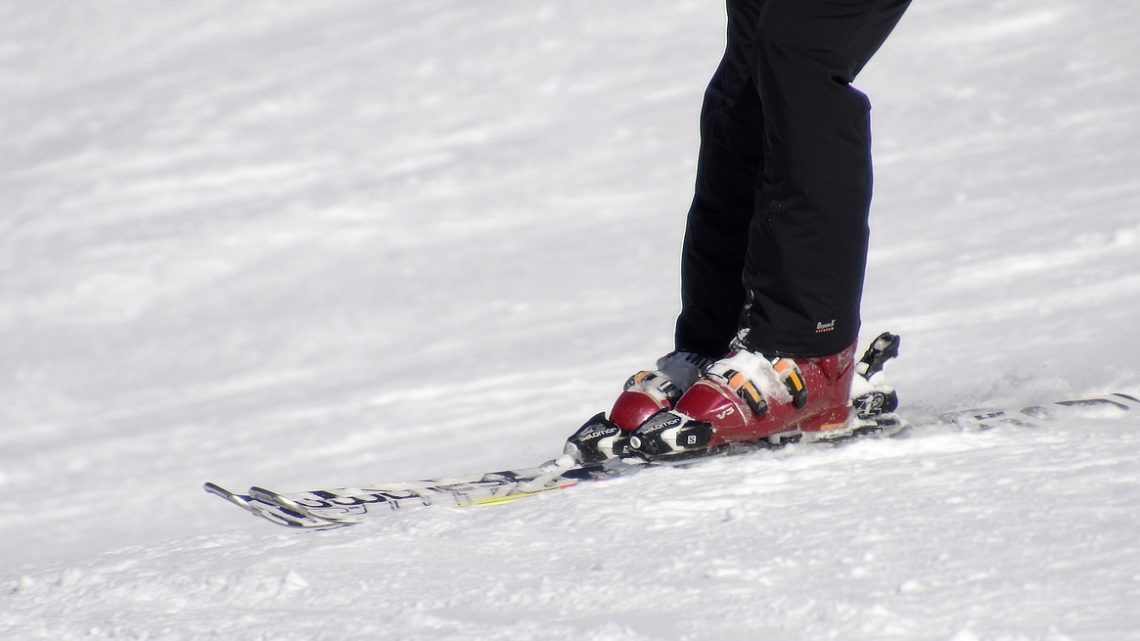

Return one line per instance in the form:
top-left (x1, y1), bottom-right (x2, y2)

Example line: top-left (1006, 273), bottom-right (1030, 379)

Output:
top-left (2, 0), bottom-right (1139, 639)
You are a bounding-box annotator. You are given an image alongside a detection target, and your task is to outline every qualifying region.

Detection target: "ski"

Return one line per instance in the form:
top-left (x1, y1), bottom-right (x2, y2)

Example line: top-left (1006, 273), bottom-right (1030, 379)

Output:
top-left (204, 331), bottom-right (909, 530)
top-left (203, 394), bottom-right (1138, 530)
top-left (940, 392), bottom-right (1140, 429)
top-left (203, 328), bottom-right (1138, 530)
top-left (205, 459), bottom-right (640, 530)
top-left (203, 413), bottom-right (905, 530)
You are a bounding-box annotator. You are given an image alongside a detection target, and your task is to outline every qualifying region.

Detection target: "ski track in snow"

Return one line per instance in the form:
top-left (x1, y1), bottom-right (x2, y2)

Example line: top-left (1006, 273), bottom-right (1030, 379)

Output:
top-left (2, 0), bottom-right (1139, 639)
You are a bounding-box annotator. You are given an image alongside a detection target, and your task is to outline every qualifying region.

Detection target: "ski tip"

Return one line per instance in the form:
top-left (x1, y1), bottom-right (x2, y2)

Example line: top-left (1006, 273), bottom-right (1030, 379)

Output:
top-left (203, 481), bottom-right (238, 500)
top-left (203, 481), bottom-right (258, 511)
top-left (205, 481), bottom-right (351, 529)
top-left (1109, 392), bottom-right (1140, 408)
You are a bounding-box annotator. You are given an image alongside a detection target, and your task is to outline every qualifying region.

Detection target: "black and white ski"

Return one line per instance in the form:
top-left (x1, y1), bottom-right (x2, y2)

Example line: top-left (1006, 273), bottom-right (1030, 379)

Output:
top-left (940, 392), bottom-right (1140, 429)
top-left (203, 393), bottom-right (1138, 530)
top-left (203, 328), bottom-right (1137, 530)
top-left (205, 458), bottom-right (645, 530)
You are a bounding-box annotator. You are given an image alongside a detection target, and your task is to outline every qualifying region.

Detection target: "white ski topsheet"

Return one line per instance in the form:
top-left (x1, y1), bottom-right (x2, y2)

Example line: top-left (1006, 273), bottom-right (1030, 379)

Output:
top-left (3, 1), bottom-right (1140, 639)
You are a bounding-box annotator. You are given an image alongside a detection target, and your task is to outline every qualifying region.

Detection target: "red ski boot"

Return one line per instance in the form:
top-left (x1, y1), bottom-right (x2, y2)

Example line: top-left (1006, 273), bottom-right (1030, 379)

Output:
top-left (609, 351), bottom-right (715, 431)
top-left (563, 351), bottom-right (713, 464)
top-left (627, 341), bottom-right (860, 459)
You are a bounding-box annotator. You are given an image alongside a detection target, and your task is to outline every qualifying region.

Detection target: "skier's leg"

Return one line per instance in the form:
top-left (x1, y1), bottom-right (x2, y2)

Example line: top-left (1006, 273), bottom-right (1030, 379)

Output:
top-left (739, 0), bottom-right (911, 357)
top-left (674, 0), bottom-right (767, 359)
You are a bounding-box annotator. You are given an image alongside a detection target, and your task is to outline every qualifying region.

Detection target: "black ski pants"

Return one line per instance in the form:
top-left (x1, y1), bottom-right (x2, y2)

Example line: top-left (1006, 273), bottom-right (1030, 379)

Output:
top-left (675, 0), bottom-right (910, 358)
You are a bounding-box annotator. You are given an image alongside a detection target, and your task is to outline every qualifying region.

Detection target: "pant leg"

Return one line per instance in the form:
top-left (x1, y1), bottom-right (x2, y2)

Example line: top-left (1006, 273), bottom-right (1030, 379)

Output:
top-left (740, 0), bottom-right (911, 357)
top-left (674, 0), bottom-right (767, 358)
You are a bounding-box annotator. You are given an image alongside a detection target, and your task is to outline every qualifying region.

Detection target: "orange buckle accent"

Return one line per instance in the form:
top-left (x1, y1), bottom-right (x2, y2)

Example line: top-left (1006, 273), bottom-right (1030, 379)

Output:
top-left (740, 381), bottom-right (762, 405)
top-left (728, 372), bottom-right (747, 390)
top-left (736, 381), bottom-right (768, 415)
top-left (774, 359), bottom-right (808, 408)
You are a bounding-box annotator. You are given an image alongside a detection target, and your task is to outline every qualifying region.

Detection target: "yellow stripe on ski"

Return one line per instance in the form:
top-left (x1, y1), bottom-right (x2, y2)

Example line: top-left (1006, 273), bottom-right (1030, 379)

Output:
top-left (471, 482), bottom-right (579, 507)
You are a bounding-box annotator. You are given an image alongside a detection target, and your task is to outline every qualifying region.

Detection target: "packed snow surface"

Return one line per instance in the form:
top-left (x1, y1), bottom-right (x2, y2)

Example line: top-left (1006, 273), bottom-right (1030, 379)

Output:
top-left (3, 0), bottom-right (1139, 639)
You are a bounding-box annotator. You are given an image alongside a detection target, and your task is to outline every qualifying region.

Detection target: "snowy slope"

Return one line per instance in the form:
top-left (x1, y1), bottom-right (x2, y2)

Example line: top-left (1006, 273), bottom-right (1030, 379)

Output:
top-left (2, 0), bottom-right (1139, 639)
